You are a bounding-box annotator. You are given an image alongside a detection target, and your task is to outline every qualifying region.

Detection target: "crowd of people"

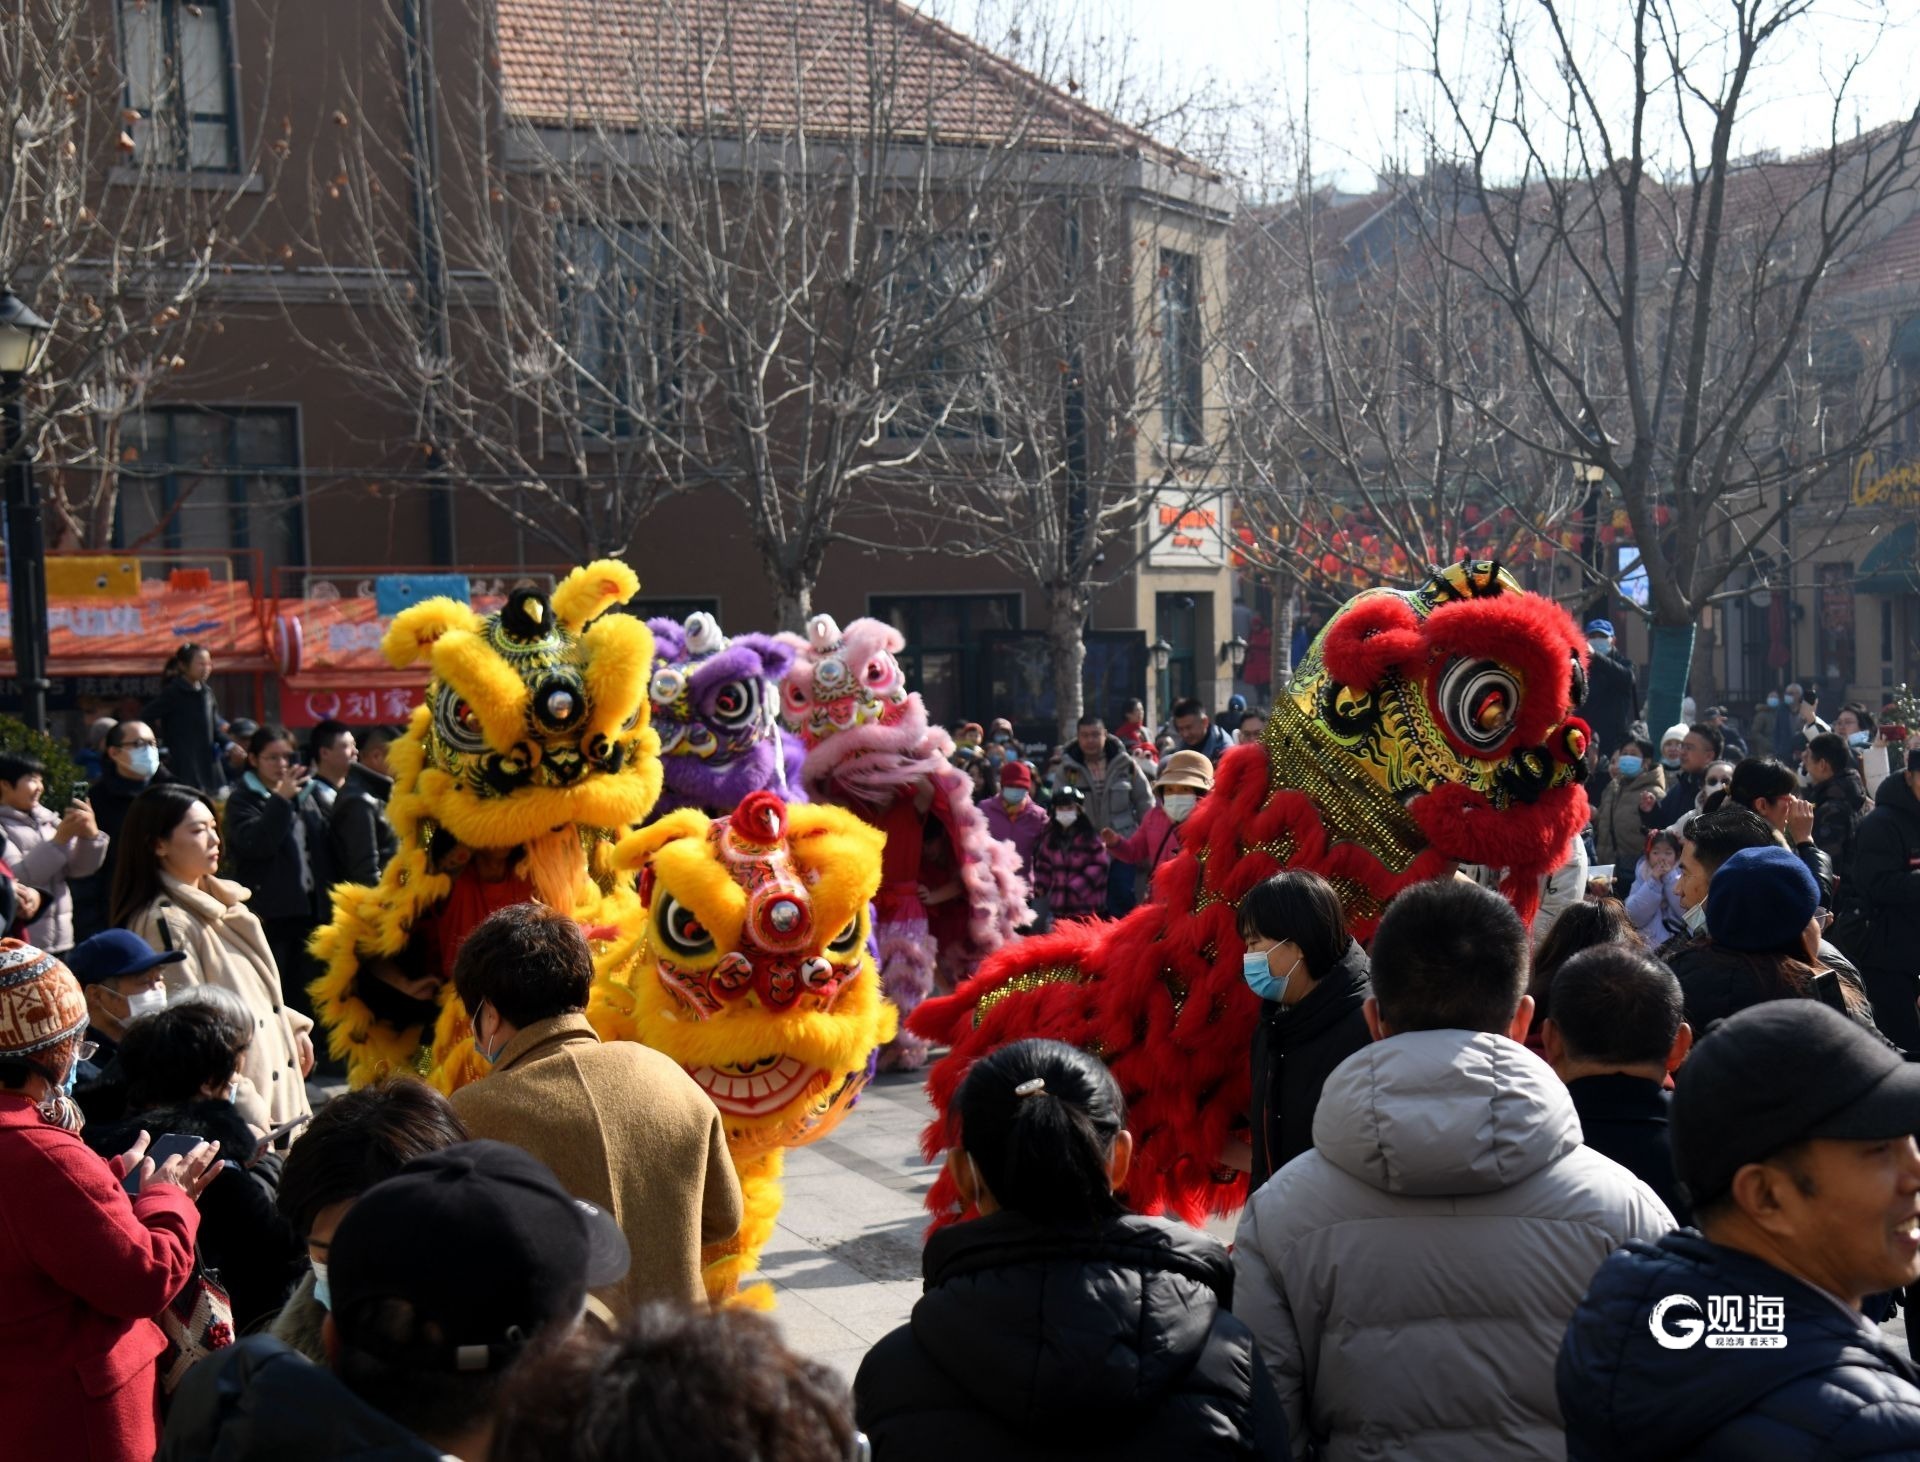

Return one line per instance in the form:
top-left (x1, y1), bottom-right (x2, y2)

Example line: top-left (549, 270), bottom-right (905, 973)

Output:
top-left (15, 627), bottom-right (1920, 1459)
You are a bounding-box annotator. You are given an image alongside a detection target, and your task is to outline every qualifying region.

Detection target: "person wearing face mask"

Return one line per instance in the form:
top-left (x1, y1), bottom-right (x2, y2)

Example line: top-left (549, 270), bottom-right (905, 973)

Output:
top-left (268, 1078), bottom-right (468, 1365)
top-left (66, 928), bottom-right (187, 1124)
top-left (112, 785), bottom-right (315, 1132)
top-left (1806, 731), bottom-right (1871, 882)
top-left (981, 760), bottom-right (1049, 888)
top-left (1100, 750), bottom-right (1213, 894)
top-left (1237, 870), bottom-right (1372, 1186)
top-left (1668, 759), bottom-right (1737, 840)
top-left (82, 1001), bottom-right (306, 1332)
top-left (1579, 619), bottom-right (1641, 757)
top-left (1749, 688), bottom-right (1785, 757)
top-left (1595, 739), bottom-right (1665, 899)
top-left (0, 939), bottom-right (222, 1462)
top-left (72, 719), bottom-right (171, 945)
top-left (1028, 785), bottom-right (1109, 933)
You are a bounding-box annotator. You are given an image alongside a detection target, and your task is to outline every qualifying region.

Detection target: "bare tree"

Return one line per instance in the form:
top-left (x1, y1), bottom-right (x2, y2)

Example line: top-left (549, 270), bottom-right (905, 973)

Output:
top-left (2, 0), bottom-right (282, 549)
top-left (1403, 0), bottom-right (1920, 724)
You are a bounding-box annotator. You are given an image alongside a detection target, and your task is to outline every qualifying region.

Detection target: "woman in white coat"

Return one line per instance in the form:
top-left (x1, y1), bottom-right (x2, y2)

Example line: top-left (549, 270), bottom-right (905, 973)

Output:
top-left (109, 784), bottom-right (313, 1129)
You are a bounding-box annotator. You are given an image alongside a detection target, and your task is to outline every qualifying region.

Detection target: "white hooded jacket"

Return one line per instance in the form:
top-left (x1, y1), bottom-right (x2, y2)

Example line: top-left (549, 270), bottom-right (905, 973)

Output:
top-left (1231, 1028), bottom-right (1673, 1461)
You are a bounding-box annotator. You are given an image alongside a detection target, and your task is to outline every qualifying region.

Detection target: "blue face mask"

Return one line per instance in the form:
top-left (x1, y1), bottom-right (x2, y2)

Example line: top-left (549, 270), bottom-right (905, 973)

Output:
top-left (1767, 695), bottom-right (1781, 708)
top-left (125, 746), bottom-right (160, 780)
top-left (1242, 949), bottom-right (1295, 1003)
top-left (1849, 730), bottom-right (1871, 750)
top-left (474, 1003), bottom-right (502, 1066)
top-left (311, 1259), bottom-right (331, 1312)
top-left (1616, 755), bottom-right (1643, 777)
top-left (1661, 755), bottom-right (1681, 771)
top-left (1001, 787), bottom-right (1028, 807)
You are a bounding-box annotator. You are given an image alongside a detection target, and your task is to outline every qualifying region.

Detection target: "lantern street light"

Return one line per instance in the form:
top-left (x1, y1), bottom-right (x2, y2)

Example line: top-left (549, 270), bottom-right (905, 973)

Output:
top-left (0, 287), bottom-right (54, 733)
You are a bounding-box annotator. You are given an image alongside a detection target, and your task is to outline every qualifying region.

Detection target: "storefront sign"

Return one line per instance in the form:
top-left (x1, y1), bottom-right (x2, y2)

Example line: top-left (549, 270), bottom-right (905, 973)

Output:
top-left (1148, 492), bottom-right (1228, 568)
top-left (1852, 452), bottom-right (1920, 508)
top-left (280, 684), bottom-right (423, 729)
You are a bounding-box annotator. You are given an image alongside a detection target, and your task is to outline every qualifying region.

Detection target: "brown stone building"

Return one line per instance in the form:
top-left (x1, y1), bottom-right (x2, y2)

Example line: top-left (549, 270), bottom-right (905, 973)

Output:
top-left (3, 0), bottom-right (1237, 739)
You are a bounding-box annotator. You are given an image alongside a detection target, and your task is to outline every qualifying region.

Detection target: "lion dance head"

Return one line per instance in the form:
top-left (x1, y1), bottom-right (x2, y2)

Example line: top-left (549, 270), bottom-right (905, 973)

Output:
top-left (589, 791), bottom-right (894, 1304)
top-left (646, 612), bottom-right (804, 816)
top-left (312, 560), bottom-right (662, 1088)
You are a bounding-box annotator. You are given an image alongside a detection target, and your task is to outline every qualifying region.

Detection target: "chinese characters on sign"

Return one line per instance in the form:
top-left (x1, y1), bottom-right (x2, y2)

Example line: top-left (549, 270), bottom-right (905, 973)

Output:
top-left (1147, 492), bottom-right (1228, 568)
top-left (289, 687), bottom-right (423, 728)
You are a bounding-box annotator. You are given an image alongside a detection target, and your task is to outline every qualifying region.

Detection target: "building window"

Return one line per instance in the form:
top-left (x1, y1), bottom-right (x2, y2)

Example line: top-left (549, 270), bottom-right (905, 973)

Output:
top-left (869, 593), bottom-right (1020, 728)
top-left (555, 219), bottom-right (682, 438)
top-left (1160, 249), bottom-right (1203, 445)
top-left (117, 0), bottom-right (239, 172)
top-left (883, 232), bottom-right (1003, 440)
top-left (116, 408), bottom-right (303, 573)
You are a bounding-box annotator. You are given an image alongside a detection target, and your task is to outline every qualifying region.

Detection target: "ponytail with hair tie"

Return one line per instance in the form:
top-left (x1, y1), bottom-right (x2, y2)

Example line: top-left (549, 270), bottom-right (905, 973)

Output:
top-left (956, 1039), bottom-right (1126, 1226)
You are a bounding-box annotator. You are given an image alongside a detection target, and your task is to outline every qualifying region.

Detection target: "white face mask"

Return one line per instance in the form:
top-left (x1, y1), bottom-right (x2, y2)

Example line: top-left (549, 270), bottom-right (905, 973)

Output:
top-left (123, 985), bottom-right (167, 1021)
top-left (1055, 809), bottom-right (1079, 828)
top-left (1684, 900), bottom-right (1709, 936)
top-left (1163, 793), bottom-right (1198, 823)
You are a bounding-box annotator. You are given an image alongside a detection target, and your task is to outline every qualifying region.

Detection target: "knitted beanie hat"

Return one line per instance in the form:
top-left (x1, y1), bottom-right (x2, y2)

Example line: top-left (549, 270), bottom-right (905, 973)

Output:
top-left (0, 939), bottom-right (88, 1060)
top-left (1705, 846), bottom-right (1819, 953)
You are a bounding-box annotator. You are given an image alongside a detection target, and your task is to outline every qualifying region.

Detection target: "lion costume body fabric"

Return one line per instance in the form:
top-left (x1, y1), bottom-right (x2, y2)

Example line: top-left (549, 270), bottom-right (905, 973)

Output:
top-left (780, 614), bottom-right (1029, 1070)
top-left (911, 563), bottom-right (1593, 1225)
top-left (645, 612), bottom-right (809, 820)
top-left (589, 791), bottom-right (894, 1305)
top-left (311, 562), bottom-right (661, 1089)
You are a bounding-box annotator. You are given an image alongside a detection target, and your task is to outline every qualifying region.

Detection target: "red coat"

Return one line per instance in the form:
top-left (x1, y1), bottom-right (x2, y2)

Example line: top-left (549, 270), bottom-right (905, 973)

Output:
top-left (0, 1093), bottom-right (199, 1461)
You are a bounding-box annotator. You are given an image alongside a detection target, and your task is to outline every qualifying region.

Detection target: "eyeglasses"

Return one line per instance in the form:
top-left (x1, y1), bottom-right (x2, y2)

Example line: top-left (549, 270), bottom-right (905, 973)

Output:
top-left (114, 739), bottom-right (159, 751)
top-left (73, 1040), bottom-right (98, 1062)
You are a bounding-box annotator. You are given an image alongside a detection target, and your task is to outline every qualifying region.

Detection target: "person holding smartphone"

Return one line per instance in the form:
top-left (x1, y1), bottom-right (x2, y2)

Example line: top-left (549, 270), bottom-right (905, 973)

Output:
top-left (0, 753), bottom-right (108, 956)
top-left (0, 939), bottom-right (222, 1462)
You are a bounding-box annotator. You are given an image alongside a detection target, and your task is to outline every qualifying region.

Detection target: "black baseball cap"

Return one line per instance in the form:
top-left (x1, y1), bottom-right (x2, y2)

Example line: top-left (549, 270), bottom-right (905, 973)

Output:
top-left (1672, 1002), bottom-right (1920, 1209)
top-left (64, 929), bottom-right (187, 987)
top-left (329, 1140), bottom-right (629, 1373)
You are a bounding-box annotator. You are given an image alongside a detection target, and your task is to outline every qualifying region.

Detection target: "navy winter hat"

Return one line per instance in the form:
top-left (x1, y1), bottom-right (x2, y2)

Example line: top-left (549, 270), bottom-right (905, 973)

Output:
top-left (1704, 846), bottom-right (1818, 953)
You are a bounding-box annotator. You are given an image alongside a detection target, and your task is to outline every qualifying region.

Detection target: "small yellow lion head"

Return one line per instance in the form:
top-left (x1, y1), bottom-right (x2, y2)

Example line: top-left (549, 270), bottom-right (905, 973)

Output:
top-left (590, 792), bottom-right (896, 1159)
top-left (381, 560), bottom-right (662, 852)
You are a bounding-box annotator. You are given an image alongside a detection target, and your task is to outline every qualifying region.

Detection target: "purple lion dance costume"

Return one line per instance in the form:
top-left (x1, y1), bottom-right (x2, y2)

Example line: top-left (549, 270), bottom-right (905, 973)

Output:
top-left (645, 612), bottom-right (809, 819)
top-left (779, 614), bottom-right (1029, 1069)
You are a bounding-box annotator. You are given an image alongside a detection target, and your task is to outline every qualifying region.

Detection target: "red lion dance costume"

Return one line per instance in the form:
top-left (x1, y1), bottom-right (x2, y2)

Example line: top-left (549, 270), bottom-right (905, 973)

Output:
top-left (912, 562), bottom-right (1593, 1222)
top-left (781, 615), bottom-right (1029, 1070)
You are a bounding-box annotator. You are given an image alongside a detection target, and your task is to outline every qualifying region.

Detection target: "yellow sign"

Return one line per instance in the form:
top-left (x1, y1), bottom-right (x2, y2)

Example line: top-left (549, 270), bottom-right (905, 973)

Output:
top-left (1853, 452), bottom-right (1920, 508)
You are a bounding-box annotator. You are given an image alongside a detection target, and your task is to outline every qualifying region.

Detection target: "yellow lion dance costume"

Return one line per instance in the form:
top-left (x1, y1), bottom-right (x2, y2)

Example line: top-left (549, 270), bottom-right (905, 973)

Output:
top-left (311, 561), bottom-right (661, 1088)
top-left (589, 790), bottom-right (896, 1306)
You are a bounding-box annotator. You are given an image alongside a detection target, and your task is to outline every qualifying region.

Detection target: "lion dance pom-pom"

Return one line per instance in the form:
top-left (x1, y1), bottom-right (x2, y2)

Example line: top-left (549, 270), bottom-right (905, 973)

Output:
top-left (589, 792), bottom-right (897, 1306)
top-left (912, 562), bottom-right (1594, 1227)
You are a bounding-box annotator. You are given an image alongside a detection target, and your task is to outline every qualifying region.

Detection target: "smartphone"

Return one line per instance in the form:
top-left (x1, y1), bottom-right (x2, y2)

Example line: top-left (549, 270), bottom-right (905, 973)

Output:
top-left (254, 1112), bottom-right (312, 1159)
top-left (69, 780), bottom-right (89, 805)
top-left (121, 1132), bottom-right (213, 1194)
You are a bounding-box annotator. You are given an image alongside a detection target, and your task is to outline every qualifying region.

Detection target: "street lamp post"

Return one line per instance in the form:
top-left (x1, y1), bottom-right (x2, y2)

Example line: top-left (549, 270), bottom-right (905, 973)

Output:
top-left (0, 288), bottom-right (54, 733)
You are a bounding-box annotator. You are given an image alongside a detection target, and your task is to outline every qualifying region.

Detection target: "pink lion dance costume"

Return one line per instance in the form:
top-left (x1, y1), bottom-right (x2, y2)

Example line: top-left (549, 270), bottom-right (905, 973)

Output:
top-left (780, 615), bottom-right (1029, 1069)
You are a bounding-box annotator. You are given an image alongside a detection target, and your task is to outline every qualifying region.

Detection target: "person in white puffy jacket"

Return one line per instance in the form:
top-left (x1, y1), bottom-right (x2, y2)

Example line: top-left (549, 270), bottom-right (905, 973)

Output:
top-left (1231, 878), bottom-right (1673, 1462)
top-left (0, 752), bottom-right (108, 954)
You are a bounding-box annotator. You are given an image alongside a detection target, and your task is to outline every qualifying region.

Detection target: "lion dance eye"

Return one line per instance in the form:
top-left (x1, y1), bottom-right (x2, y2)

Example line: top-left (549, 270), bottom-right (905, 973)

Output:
top-left (1438, 658), bottom-right (1522, 753)
top-left (659, 896), bottom-right (715, 958)
top-left (827, 918), bottom-right (862, 955)
top-left (710, 680), bottom-right (760, 729)
top-left (434, 687), bottom-right (487, 753)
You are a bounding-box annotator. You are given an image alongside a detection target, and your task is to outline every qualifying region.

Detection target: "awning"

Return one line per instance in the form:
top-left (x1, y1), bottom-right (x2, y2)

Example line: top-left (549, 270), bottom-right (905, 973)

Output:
top-left (1857, 522), bottom-right (1920, 595)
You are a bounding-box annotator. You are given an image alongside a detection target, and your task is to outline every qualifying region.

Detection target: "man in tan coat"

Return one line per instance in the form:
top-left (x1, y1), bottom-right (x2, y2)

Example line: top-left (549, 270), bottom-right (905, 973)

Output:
top-left (448, 903), bottom-right (743, 1314)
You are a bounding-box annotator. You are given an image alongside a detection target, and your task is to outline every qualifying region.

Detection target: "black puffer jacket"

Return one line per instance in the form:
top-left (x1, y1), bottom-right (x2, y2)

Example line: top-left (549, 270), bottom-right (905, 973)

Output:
top-left (160, 1335), bottom-right (445, 1460)
top-left (1249, 939), bottom-right (1372, 1185)
top-left (221, 781), bottom-right (328, 922)
top-left (1560, 1230), bottom-right (1920, 1459)
top-left (1844, 773), bottom-right (1920, 974)
top-left (855, 1211), bottom-right (1286, 1461)
top-left (1812, 769), bottom-right (1871, 882)
top-left (84, 1099), bottom-right (304, 1332)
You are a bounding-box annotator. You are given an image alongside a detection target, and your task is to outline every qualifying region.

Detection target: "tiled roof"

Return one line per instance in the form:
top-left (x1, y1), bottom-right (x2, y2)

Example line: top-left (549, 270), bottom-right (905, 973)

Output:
top-left (494, 0), bottom-right (1199, 169)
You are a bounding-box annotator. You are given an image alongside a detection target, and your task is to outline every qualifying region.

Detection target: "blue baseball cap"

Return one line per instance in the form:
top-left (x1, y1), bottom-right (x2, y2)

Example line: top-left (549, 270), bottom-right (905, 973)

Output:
top-left (64, 929), bottom-right (186, 987)
top-left (1584, 619), bottom-right (1615, 637)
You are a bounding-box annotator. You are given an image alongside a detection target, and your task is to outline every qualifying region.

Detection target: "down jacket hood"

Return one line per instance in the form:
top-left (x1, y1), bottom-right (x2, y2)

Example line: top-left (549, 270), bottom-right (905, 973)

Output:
top-left (1312, 1028), bottom-right (1581, 1197)
top-left (913, 1211), bottom-right (1237, 1436)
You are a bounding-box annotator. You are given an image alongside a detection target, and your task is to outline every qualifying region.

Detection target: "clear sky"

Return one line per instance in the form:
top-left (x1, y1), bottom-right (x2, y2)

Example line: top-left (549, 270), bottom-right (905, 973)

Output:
top-left (932, 0), bottom-right (1920, 193)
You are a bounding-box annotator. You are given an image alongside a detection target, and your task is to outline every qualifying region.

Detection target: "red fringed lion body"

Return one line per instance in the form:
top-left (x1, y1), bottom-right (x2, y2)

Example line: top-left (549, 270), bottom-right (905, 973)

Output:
top-left (910, 562), bottom-right (1593, 1224)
